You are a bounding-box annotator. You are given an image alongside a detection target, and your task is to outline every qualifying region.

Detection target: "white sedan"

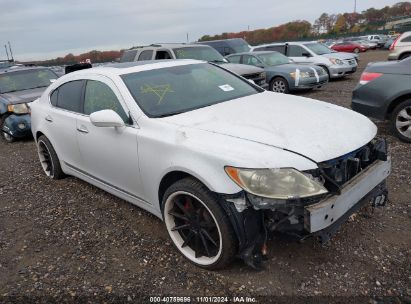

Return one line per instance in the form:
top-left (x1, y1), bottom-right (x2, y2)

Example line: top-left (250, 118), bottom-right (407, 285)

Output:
top-left (31, 60), bottom-right (391, 269)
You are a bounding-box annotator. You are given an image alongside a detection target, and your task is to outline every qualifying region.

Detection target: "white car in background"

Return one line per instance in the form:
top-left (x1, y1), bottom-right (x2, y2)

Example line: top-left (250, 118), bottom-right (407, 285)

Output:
top-left (31, 60), bottom-right (391, 269)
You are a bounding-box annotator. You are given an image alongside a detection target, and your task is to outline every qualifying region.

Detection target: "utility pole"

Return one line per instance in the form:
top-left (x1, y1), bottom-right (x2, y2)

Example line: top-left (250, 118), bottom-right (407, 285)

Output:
top-left (354, 0), bottom-right (357, 13)
top-left (4, 45), bottom-right (9, 61)
top-left (8, 41), bottom-right (14, 61)
top-left (186, 33), bottom-right (189, 43)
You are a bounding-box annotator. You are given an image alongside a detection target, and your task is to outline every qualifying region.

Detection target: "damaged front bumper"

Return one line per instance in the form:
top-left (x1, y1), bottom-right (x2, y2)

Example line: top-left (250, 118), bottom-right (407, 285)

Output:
top-left (1, 114), bottom-right (32, 139)
top-left (221, 138), bottom-right (391, 268)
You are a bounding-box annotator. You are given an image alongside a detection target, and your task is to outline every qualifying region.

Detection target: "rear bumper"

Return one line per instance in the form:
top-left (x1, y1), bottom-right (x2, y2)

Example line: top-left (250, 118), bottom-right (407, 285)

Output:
top-left (351, 97), bottom-right (387, 121)
top-left (387, 52), bottom-right (399, 60)
top-left (1, 114), bottom-right (32, 139)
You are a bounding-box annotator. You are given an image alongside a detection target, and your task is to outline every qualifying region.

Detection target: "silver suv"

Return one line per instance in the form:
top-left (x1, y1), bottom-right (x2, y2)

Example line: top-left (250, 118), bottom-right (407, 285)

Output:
top-left (388, 31), bottom-right (411, 60)
top-left (120, 44), bottom-right (268, 88)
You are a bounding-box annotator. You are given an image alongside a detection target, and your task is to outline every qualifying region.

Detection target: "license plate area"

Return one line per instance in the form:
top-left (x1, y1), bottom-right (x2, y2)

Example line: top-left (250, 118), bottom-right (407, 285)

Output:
top-left (305, 158), bottom-right (391, 233)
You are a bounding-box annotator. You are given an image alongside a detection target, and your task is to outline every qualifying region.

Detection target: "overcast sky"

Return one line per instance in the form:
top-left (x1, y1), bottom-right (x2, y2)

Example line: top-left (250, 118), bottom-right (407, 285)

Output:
top-left (0, 0), bottom-right (402, 61)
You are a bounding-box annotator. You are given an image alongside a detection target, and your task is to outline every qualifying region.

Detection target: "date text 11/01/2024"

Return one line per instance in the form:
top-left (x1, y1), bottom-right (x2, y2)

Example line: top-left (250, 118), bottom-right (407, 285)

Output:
top-left (149, 296), bottom-right (257, 303)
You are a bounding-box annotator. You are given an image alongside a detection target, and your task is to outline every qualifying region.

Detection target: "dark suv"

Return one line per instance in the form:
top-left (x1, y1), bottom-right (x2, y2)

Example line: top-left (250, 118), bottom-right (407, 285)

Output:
top-left (0, 66), bottom-right (58, 142)
top-left (120, 44), bottom-right (267, 88)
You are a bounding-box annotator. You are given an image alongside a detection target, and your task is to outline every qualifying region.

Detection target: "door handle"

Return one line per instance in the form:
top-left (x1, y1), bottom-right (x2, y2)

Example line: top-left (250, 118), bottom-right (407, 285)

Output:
top-left (77, 126), bottom-right (89, 134)
top-left (45, 115), bottom-right (53, 122)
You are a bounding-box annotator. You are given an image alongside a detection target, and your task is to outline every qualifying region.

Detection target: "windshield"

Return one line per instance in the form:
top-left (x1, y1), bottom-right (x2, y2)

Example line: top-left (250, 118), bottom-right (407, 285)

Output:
top-left (0, 69), bottom-right (57, 94)
top-left (173, 46), bottom-right (226, 63)
top-left (121, 63), bottom-right (259, 118)
top-left (256, 52), bottom-right (291, 66)
top-left (304, 43), bottom-right (333, 55)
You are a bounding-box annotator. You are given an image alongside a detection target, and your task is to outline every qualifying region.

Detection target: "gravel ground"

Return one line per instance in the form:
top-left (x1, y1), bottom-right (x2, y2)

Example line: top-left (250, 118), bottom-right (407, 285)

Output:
top-left (0, 50), bottom-right (410, 303)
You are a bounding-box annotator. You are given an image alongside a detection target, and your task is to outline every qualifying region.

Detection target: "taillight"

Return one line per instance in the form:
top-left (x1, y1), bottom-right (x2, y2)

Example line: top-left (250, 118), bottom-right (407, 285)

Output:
top-left (359, 72), bottom-right (383, 85)
top-left (390, 34), bottom-right (402, 51)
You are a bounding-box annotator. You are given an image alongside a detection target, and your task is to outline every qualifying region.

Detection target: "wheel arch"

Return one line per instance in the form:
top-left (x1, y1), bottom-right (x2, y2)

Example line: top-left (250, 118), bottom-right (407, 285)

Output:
top-left (386, 93), bottom-right (411, 119)
top-left (158, 170), bottom-right (220, 210)
top-left (399, 52), bottom-right (411, 60)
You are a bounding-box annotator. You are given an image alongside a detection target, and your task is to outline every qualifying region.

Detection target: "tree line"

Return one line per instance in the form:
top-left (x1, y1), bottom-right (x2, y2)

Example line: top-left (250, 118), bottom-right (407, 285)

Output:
top-left (199, 1), bottom-right (411, 45)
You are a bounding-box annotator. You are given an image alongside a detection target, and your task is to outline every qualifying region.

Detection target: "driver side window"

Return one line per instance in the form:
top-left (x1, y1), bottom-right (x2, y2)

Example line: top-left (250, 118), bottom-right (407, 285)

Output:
top-left (83, 80), bottom-right (129, 123)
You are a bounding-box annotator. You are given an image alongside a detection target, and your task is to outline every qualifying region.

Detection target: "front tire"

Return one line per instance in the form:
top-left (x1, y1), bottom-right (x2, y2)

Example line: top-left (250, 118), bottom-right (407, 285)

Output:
top-left (353, 48), bottom-right (360, 54)
top-left (0, 117), bottom-right (15, 143)
top-left (37, 135), bottom-right (65, 179)
top-left (270, 77), bottom-right (290, 94)
top-left (391, 100), bottom-right (411, 143)
top-left (162, 178), bottom-right (237, 270)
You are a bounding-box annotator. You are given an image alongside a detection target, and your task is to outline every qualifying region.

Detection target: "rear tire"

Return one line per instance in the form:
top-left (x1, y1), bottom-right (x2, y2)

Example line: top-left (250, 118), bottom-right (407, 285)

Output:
top-left (37, 135), bottom-right (65, 179)
top-left (269, 77), bottom-right (290, 94)
top-left (162, 177), bottom-right (237, 270)
top-left (391, 100), bottom-right (411, 143)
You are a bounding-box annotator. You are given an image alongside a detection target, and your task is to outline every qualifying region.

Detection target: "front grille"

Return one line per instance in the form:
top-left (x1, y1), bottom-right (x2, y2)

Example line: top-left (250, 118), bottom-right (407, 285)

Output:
top-left (312, 138), bottom-right (388, 193)
top-left (344, 59), bottom-right (356, 66)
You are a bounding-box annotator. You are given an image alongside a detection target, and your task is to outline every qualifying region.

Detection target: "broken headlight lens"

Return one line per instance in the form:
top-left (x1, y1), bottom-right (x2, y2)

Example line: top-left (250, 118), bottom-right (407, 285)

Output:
top-left (7, 103), bottom-right (30, 114)
top-left (225, 167), bottom-right (328, 199)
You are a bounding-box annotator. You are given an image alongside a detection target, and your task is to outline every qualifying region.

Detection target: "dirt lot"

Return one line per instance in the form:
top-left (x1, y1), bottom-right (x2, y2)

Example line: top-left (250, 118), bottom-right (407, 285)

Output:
top-left (0, 50), bottom-right (410, 303)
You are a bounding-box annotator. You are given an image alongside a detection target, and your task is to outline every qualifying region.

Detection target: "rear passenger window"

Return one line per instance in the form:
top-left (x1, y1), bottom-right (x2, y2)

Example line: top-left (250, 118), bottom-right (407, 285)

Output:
top-left (120, 50), bottom-right (138, 63)
top-left (138, 50), bottom-right (153, 61)
top-left (56, 80), bottom-right (84, 113)
top-left (266, 45), bottom-right (286, 54)
top-left (401, 35), bottom-right (411, 42)
top-left (288, 45), bottom-right (306, 57)
top-left (50, 89), bottom-right (58, 106)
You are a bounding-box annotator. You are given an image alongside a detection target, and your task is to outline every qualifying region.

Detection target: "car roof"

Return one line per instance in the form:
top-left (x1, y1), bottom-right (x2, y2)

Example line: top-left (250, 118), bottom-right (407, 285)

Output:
top-left (65, 59), bottom-right (205, 77)
top-left (227, 51), bottom-right (278, 56)
top-left (128, 43), bottom-right (209, 50)
top-left (0, 65), bottom-right (49, 75)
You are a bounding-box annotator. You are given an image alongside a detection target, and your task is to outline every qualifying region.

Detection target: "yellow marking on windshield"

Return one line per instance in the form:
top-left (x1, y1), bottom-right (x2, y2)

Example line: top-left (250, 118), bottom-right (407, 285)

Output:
top-left (140, 84), bottom-right (174, 104)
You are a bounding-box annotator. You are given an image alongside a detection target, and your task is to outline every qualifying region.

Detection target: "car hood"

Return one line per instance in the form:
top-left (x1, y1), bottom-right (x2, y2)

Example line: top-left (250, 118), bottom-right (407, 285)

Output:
top-left (322, 52), bottom-right (357, 60)
top-left (0, 87), bottom-right (46, 105)
top-left (162, 91), bottom-right (377, 163)
top-left (220, 63), bottom-right (263, 75)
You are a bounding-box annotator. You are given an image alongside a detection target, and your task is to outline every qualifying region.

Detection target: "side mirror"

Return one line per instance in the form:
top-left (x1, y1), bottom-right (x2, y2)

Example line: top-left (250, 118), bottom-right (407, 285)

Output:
top-left (302, 52), bottom-right (311, 57)
top-left (90, 110), bottom-right (125, 128)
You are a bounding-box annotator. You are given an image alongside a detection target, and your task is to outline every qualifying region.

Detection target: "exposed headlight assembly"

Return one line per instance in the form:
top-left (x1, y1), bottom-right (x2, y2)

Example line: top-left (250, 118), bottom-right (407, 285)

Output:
top-left (225, 167), bottom-right (328, 199)
top-left (329, 58), bottom-right (344, 65)
top-left (7, 103), bottom-right (30, 114)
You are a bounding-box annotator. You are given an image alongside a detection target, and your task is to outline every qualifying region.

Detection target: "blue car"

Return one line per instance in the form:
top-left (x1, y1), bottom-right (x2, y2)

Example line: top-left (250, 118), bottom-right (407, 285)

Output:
top-left (226, 51), bottom-right (329, 94)
top-left (0, 66), bottom-right (58, 142)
